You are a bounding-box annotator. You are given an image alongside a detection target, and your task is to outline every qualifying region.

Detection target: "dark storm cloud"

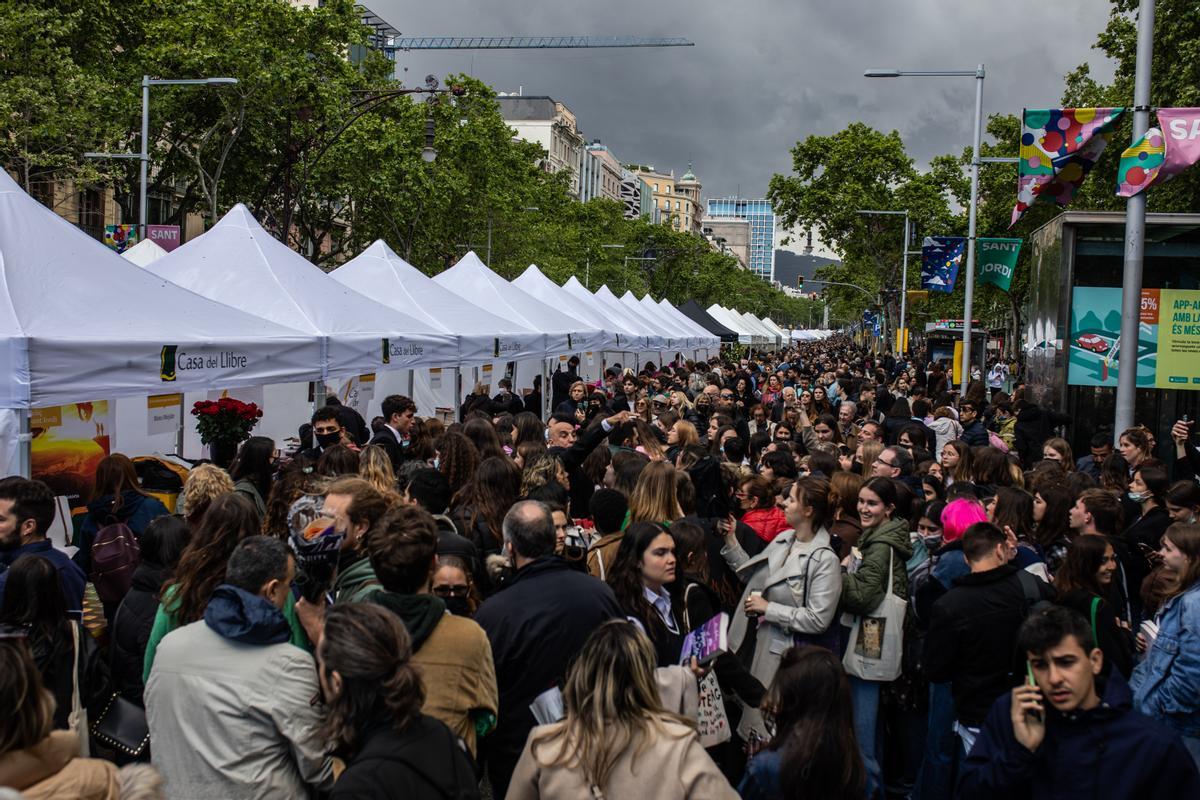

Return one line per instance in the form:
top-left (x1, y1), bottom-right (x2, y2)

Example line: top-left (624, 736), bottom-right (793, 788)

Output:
top-left (369, 0), bottom-right (1114, 198)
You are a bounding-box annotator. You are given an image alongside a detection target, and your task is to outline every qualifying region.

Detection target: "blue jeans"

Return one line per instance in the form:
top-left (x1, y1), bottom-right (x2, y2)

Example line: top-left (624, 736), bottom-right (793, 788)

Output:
top-left (850, 676), bottom-right (882, 798)
top-left (914, 682), bottom-right (957, 800)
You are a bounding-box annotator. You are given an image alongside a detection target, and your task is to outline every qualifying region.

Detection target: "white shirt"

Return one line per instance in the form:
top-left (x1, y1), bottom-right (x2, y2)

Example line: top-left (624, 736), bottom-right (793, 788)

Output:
top-left (643, 585), bottom-right (680, 634)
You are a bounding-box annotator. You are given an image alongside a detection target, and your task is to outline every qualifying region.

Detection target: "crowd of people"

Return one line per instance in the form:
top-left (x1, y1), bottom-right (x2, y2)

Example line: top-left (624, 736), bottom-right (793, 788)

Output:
top-left (2, 336), bottom-right (1199, 800)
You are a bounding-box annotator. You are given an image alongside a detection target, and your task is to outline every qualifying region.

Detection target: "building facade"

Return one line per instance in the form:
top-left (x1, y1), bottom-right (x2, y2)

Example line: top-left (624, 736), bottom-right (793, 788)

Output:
top-left (705, 198), bottom-right (776, 282)
top-left (579, 142), bottom-right (624, 203)
top-left (619, 170), bottom-right (656, 220)
top-left (630, 165), bottom-right (704, 234)
top-left (497, 95), bottom-right (586, 197)
top-left (702, 218), bottom-right (751, 270)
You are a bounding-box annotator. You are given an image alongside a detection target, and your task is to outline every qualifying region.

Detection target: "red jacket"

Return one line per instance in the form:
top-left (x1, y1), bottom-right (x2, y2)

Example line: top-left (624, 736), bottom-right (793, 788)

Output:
top-left (742, 507), bottom-right (790, 543)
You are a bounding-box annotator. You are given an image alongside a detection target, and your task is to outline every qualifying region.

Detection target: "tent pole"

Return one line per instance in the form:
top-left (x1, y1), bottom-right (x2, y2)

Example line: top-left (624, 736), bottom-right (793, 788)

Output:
top-left (406, 370), bottom-right (415, 401)
top-left (541, 358), bottom-right (550, 420)
top-left (17, 408), bottom-right (31, 479)
top-left (455, 370), bottom-right (464, 423)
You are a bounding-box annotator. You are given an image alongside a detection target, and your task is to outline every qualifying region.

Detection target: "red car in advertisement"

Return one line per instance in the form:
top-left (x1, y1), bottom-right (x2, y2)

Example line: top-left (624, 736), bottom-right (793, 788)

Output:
top-left (1076, 333), bottom-right (1110, 354)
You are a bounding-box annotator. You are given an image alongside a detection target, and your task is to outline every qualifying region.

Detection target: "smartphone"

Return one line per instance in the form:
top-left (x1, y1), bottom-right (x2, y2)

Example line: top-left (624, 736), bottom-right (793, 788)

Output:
top-left (1025, 661), bottom-right (1044, 724)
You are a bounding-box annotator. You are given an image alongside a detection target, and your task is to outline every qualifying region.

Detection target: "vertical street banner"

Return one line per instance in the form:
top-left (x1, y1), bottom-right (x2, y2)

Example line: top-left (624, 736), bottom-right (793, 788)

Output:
top-left (977, 238), bottom-right (1021, 292)
top-left (146, 224), bottom-right (182, 252)
top-left (1012, 107), bottom-right (1125, 225)
top-left (921, 237), bottom-right (966, 293)
top-left (1117, 108), bottom-right (1200, 197)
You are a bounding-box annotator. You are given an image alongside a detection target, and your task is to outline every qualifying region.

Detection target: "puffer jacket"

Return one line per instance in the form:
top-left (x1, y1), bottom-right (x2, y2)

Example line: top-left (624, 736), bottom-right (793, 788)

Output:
top-left (840, 517), bottom-right (912, 615)
top-left (110, 561), bottom-right (170, 703)
top-left (145, 586), bottom-right (335, 800)
top-left (1130, 582), bottom-right (1200, 738)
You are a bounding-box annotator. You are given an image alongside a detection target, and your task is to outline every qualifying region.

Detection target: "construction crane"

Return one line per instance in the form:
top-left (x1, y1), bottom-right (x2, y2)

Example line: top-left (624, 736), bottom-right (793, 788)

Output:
top-left (388, 36), bottom-right (693, 51)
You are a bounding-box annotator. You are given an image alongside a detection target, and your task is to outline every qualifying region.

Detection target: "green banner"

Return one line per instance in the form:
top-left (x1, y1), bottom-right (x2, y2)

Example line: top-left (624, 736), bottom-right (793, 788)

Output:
top-left (977, 237), bottom-right (1021, 292)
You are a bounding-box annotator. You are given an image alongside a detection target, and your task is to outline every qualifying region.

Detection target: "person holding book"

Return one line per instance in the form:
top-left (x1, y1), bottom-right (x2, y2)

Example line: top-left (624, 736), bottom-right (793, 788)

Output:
top-left (720, 476), bottom-right (842, 742)
top-left (608, 521), bottom-right (685, 667)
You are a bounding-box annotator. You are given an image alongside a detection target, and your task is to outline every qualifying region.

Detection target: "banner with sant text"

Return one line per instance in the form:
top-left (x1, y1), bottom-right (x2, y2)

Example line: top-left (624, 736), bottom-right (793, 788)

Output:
top-left (977, 238), bottom-right (1021, 292)
top-left (1117, 108), bottom-right (1200, 197)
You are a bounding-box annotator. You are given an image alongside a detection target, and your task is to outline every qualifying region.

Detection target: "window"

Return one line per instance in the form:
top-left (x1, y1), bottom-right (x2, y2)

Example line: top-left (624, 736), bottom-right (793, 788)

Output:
top-left (77, 187), bottom-right (105, 241)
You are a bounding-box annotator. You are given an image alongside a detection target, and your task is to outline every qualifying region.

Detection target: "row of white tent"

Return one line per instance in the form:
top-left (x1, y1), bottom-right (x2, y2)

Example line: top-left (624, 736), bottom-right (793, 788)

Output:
top-left (0, 170), bottom-right (796, 470)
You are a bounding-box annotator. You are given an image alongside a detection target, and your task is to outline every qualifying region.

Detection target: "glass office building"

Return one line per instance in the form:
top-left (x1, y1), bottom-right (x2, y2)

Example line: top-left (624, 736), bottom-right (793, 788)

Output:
top-left (705, 198), bottom-right (776, 282)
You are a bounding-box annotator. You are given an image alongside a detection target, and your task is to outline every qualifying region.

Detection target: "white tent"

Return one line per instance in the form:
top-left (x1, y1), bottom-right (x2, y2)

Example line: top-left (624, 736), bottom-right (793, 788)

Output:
top-left (332, 241), bottom-right (546, 366)
top-left (590, 285), bottom-right (671, 350)
top-left (149, 205), bottom-right (458, 379)
top-left (634, 293), bottom-right (715, 349)
top-left (741, 312), bottom-right (782, 348)
top-left (761, 317), bottom-right (791, 343)
top-left (121, 238), bottom-right (168, 267)
top-left (616, 291), bottom-right (690, 350)
top-left (433, 252), bottom-right (604, 354)
top-left (513, 265), bottom-right (628, 351)
top-left (560, 279), bottom-right (662, 351)
top-left (707, 305), bottom-right (756, 345)
top-left (0, 172), bottom-right (323, 411)
top-left (627, 292), bottom-right (700, 349)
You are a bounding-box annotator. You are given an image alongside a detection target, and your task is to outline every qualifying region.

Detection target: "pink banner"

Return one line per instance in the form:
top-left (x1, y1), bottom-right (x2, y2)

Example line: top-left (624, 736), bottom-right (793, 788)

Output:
top-left (147, 224), bottom-right (181, 252)
top-left (1157, 108), bottom-right (1200, 181)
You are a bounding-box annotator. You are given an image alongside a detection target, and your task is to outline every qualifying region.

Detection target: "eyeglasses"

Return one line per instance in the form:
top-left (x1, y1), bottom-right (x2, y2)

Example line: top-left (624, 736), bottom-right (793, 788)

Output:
top-left (433, 584), bottom-right (471, 598)
top-left (720, 393), bottom-right (734, 399)
top-left (875, 456), bottom-right (898, 469)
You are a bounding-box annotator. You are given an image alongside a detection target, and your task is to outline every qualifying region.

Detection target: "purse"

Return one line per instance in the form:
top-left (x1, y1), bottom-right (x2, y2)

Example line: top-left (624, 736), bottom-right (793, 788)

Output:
top-left (90, 693), bottom-right (151, 758)
top-left (67, 622), bottom-right (90, 757)
top-left (842, 548), bottom-right (906, 682)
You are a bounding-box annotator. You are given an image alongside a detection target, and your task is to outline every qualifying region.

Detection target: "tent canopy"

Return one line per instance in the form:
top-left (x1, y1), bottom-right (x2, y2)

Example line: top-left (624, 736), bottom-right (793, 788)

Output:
top-left (121, 238), bottom-right (168, 268)
top-left (0, 172), bottom-right (322, 408)
top-left (560, 278), bottom-right (663, 351)
top-left (149, 205), bottom-right (458, 377)
top-left (657, 298), bottom-right (720, 344)
top-left (739, 312), bottom-right (782, 347)
top-left (332, 241), bottom-right (545, 365)
top-left (513, 265), bottom-right (626, 351)
top-left (590, 285), bottom-right (671, 350)
top-left (707, 305), bottom-right (757, 345)
top-left (629, 292), bottom-right (708, 349)
top-left (677, 300), bottom-right (738, 343)
top-left (434, 252), bottom-right (603, 354)
top-left (617, 291), bottom-right (693, 350)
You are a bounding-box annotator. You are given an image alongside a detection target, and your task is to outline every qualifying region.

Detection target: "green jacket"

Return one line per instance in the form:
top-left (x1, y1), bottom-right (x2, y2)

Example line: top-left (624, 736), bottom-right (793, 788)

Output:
top-left (332, 552), bottom-right (381, 604)
top-left (143, 584), bottom-right (310, 683)
top-left (840, 517), bottom-right (912, 615)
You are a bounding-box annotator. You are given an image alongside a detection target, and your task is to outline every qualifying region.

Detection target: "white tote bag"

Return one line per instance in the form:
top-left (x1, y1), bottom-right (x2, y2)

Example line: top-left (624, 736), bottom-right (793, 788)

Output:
top-left (67, 622), bottom-right (90, 756)
top-left (842, 549), bottom-right (905, 682)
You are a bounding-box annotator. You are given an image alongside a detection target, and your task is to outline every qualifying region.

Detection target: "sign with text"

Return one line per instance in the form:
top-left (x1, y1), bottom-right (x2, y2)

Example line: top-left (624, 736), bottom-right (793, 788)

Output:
top-left (147, 393), bottom-right (183, 436)
top-left (977, 238), bottom-right (1021, 292)
top-left (146, 224), bottom-right (181, 252)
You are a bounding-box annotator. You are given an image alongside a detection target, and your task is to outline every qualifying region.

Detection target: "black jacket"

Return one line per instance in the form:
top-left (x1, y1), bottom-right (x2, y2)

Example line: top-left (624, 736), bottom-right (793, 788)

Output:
top-left (1013, 405), bottom-right (1071, 466)
top-left (1056, 589), bottom-right (1135, 679)
top-left (960, 418), bottom-right (990, 448)
top-left (30, 623), bottom-right (113, 731)
top-left (332, 714), bottom-right (480, 800)
top-left (368, 428), bottom-right (404, 470)
top-left (110, 561), bottom-right (169, 703)
top-left (924, 564), bottom-right (1056, 726)
top-left (474, 557), bottom-right (622, 795)
top-left (959, 673), bottom-right (1200, 800)
top-left (548, 417), bottom-right (614, 517)
top-left (550, 367), bottom-right (579, 411)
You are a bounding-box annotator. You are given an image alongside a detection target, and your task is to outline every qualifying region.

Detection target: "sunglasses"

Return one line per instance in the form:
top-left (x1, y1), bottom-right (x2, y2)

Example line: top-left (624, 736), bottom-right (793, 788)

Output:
top-left (433, 584), bottom-right (471, 598)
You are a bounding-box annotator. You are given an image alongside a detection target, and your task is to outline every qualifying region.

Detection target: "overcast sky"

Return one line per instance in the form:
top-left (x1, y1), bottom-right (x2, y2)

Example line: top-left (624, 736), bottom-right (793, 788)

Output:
top-left (371, 0), bottom-right (1115, 204)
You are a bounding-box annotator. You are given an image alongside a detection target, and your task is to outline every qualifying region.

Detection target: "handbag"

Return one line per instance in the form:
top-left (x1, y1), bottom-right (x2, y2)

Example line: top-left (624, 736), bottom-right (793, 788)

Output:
top-left (67, 622), bottom-right (90, 757)
top-left (842, 548), bottom-right (906, 682)
top-left (90, 693), bottom-right (151, 758)
top-left (792, 546), bottom-right (843, 653)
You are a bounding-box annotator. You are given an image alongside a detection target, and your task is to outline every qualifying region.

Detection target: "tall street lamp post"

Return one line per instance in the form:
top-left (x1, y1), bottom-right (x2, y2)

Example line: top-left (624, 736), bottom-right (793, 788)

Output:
top-left (866, 65), bottom-right (984, 395)
top-left (87, 76), bottom-right (238, 235)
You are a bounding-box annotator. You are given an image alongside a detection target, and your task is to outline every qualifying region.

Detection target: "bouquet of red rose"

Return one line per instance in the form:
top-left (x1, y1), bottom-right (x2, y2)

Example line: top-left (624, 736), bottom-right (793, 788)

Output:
top-left (191, 397), bottom-right (264, 446)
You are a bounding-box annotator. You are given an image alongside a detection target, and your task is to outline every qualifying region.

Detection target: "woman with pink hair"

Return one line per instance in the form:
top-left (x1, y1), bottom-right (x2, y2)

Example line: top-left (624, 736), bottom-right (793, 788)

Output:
top-left (931, 498), bottom-right (989, 591)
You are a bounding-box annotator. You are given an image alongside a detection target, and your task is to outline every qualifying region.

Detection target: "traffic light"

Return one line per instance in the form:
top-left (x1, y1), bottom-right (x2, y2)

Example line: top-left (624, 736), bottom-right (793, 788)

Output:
top-left (796, 276), bottom-right (804, 289)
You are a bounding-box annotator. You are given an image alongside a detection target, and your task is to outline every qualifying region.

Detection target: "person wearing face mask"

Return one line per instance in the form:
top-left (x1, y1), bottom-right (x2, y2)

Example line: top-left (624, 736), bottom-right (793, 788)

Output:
top-left (474, 501), bottom-right (623, 797)
top-left (1123, 465), bottom-right (1172, 605)
top-left (146, 536), bottom-right (337, 799)
top-left (301, 406), bottom-right (348, 462)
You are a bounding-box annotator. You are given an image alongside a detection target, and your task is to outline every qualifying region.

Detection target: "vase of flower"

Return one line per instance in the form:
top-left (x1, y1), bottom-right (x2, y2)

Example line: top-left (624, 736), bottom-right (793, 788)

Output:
top-left (192, 398), bottom-right (264, 470)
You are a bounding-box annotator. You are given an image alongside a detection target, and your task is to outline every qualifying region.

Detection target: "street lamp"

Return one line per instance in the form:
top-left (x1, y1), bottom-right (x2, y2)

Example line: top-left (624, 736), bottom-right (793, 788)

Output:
top-left (86, 75), bottom-right (239, 236)
top-left (858, 209), bottom-right (909, 355)
top-left (866, 65), bottom-right (984, 395)
top-left (420, 116), bottom-right (437, 163)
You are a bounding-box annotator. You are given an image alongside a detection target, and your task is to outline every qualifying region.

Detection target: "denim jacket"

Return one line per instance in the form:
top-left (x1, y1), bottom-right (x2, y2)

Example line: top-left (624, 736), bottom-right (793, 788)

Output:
top-left (1129, 583), bottom-right (1200, 738)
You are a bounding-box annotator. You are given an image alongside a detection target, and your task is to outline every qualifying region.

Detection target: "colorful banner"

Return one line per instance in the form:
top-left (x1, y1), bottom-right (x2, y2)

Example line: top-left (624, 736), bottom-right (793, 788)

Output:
top-left (1157, 290), bottom-right (1200, 388)
top-left (1117, 108), bottom-right (1200, 197)
top-left (921, 237), bottom-right (965, 293)
top-left (103, 224), bottom-right (138, 253)
top-left (1012, 107), bottom-right (1125, 226)
top-left (146, 224), bottom-right (181, 252)
top-left (977, 238), bottom-right (1022, 292)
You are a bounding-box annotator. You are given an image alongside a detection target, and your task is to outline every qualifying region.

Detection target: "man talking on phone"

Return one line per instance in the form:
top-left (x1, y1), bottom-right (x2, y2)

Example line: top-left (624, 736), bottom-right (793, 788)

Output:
top-left (959, 604), bottom-right (1199, 799)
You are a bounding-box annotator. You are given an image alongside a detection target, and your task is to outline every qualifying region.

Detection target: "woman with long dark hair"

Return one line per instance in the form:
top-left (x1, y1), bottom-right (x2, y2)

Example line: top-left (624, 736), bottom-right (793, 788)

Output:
top-left (508, 620), bottom-right (737, 799)
top-left (318, 603), bottom-right (478, 798)
top-left (513, 411), bottom-right (546, 450)
top-left (316, 444), bottom-right (360, 477)
top-left (0, 556), bottom-right (113, 731)
top-left (1032, 483), bottom-right (1075, 576)
top-left (450, 456), bottom-right (522, 559)
top-left (606, 522), bottom-right (682, 667)
top-left (230, 435), bottom-right (276, 520)
top-left (76, 453), bottom-right (169, 574)
top-left (110, 513), bottom-right (189, 703)
top-left (884, 397), bottom-right (913, 445)
top-left (142, 493), bottom-right (292, 681)
top-left (739, 646), bottom-right (866, 800)
top-left (1053, 536), bottom-right (1134, 678)
top-left (437, 431), bottom-right (479, 497)
top-left (463, 417), bottom-right (507, 462)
